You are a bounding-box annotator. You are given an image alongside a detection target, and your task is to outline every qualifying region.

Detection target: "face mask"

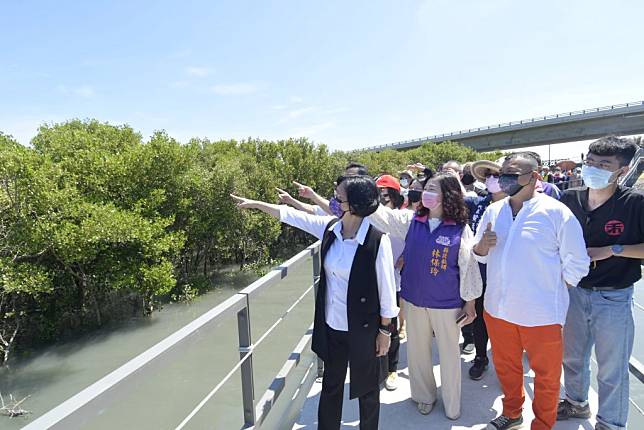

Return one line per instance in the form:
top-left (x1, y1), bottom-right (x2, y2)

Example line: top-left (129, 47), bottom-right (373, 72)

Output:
top-left (329, 197), bottom-right (346, 218)
top-left (400, 178), bottom-right (409, 188)
top-left (499, 174), bottom-right (529, 197)
top-left (407, 189), bottom-right (422, 203)
top-left (485, 176), bottom-right (502, 194)
top-left (380, 195), bottom-right (390, 205)
top-left (421, 191), bottom-right (441, 210)
top-left (461, 173), bottom-right (475, 186)
top-left (581, 165), bottom-right (618, 189)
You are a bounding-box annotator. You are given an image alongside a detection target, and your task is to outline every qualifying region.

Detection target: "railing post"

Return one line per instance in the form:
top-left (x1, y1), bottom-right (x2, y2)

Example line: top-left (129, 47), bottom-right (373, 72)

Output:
top-left (237, 299), bottom-right (256, 427)
top-left (311, 247), bottom-right (324, 378)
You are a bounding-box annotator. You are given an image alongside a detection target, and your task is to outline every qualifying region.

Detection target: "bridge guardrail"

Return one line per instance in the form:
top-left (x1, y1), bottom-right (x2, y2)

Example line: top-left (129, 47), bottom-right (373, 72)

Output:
top-left (363, 100), bottom-right (644, 151)
top-left (21, 242), bottom-right (322, 430)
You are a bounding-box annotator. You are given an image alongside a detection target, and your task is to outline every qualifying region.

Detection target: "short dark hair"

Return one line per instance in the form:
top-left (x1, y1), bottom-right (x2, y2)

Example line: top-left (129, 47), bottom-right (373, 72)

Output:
top-left (344, 175), bottom-right (379, 217)
top-left (588, 136), bottom-right (639, 167)
top-left (384, 187), bottom-right (404, 209)
top-left (505, 152), bottom-right (539, 171)
top-left (519, 151), bottom-right (542, 166)
top-left (345, 162), bottom-right (369, 176)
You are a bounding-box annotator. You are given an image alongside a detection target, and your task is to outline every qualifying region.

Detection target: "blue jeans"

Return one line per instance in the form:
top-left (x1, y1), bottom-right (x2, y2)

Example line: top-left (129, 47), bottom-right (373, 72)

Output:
top-left (563, 286), bottom-right (635, 430)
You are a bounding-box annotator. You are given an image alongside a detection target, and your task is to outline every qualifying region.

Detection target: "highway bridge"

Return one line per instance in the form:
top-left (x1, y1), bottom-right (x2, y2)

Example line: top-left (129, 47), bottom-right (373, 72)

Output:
top-left (364, 100), bottom-right (644, 152)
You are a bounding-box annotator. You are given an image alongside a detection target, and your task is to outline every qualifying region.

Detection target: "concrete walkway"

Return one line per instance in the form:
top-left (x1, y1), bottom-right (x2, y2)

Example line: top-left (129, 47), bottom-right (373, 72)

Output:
top-left (293, 337), bottom-right (599, 430)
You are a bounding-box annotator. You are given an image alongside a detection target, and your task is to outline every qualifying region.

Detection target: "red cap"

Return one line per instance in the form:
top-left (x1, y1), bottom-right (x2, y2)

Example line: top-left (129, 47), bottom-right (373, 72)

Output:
top-left (376, 174), bottom-right (401, 191)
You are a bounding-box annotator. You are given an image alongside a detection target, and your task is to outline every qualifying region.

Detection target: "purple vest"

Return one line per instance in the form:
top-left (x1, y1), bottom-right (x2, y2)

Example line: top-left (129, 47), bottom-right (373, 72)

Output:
top-left (400, 216), bottom-right (464, 309)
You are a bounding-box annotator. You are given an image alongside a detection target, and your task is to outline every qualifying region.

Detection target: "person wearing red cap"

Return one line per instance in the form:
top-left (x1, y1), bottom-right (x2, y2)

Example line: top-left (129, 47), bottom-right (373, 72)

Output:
top-left (375, 174), bottom-right (408, 391)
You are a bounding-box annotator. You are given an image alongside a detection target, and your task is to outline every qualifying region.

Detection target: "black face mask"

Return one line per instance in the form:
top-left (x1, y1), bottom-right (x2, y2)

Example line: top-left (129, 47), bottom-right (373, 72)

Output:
top-left (499, 173), bottom-right (530, 196)
top-left (461, 173), bottom-right (475, 186)
top-left (408, 190), bottom-right (422, 203)
top-left (380, 195), bottom-right (390, 205)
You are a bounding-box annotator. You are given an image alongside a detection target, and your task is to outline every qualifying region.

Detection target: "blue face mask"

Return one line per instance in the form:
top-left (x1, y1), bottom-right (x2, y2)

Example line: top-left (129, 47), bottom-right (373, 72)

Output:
top-left (328, 197), bottom-right (346, 218)
top-left (581, 165), bottom-right (618, 189)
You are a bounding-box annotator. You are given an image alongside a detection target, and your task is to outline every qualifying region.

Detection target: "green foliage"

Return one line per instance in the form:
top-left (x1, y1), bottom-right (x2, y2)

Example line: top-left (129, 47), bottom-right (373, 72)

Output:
top-left (0, 120), bottom-right (496, 362)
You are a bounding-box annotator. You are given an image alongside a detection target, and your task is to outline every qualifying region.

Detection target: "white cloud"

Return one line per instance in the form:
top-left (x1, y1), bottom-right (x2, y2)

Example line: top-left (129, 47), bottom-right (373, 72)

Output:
top-left (284, 106), bottom-right (315, 120)
top-left (75, 85), bottom-right (95, 98)
top-left (321, 106), bottom-right (349, 115)
top-left (185, 66), bottom-right (211, 77)
top-left (211, 83), bottom-right (258, 95)
top-left (290, 121), bottom-right (335, 137)
top-left (56, 84), bottom-right (95, 98)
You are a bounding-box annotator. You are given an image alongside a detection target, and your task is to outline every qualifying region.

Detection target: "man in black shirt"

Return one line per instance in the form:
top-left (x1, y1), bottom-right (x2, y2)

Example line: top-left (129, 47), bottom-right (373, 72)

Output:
top-left (558, 136), bottom-right (644, 430)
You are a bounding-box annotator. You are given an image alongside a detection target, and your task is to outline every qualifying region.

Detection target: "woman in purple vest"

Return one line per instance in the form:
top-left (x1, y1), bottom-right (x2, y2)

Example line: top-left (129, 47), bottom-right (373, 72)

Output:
top-left (369, 172), bottom-right (483, 420)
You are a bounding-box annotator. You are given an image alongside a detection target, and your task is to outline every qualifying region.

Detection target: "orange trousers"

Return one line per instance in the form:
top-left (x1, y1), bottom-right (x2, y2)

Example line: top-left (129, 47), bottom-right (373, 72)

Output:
top-left (484, 312), bottom-right (563, 430)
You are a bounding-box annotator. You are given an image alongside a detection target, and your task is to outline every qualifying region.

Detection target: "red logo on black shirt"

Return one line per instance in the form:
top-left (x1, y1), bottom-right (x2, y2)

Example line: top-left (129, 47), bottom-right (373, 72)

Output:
top-left (604, 220), bottom-right (624, 236)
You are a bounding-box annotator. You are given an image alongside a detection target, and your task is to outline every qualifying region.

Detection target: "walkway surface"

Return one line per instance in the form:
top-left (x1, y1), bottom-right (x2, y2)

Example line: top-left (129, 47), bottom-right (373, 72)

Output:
top-left (293, 338), bottom-right (600, 430)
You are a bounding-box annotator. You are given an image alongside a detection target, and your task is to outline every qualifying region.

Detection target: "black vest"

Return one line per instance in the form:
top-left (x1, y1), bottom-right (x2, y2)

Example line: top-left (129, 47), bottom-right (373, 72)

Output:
top-left (312, 219), bottom-right (387, 398)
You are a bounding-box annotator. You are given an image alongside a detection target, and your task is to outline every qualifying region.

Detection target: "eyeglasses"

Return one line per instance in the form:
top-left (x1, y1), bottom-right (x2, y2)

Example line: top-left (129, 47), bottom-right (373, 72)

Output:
top-left (485, 172), bottom-right (500, 178)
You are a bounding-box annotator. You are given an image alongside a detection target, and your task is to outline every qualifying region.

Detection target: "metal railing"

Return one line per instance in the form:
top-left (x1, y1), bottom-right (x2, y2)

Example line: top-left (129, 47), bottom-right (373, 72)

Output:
top-left (362, 100), bottom-right (644, 151)
top-left (21, 241), bottom-right (322, 430)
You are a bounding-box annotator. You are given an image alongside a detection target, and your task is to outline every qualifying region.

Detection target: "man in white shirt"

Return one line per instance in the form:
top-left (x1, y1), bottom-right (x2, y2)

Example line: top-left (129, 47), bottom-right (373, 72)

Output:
top-left (473, 153), bottom-right (590, 430)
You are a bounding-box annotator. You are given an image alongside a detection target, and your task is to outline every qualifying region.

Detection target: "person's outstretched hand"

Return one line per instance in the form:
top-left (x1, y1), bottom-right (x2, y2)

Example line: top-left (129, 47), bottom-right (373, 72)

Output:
top-left (275, 187), bottom-right (295, 205)
top-left (230, 194), bottom-right (255, 209)
top-left (406, 163), bottom-right (426, 172)
top-left (293, 181), bottom-right (316, 200)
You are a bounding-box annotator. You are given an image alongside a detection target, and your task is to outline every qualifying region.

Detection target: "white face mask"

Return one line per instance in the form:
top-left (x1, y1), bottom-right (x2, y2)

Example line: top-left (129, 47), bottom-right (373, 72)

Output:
top-left (485, 176), bottom-right (502, 194)
top-left (581, 165), bottom-right (619, 189)
top-left (400, 178), bottom-right (409, 188)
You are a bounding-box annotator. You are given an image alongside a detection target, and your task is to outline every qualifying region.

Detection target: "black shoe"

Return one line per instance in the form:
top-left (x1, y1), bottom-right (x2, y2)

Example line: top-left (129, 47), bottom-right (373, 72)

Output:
top-left (557, 399), bottom-right (591, 420)
top-left (486, 415), bottom-right (523, 430)
top-left (469, 356), bottom-right (489, 380)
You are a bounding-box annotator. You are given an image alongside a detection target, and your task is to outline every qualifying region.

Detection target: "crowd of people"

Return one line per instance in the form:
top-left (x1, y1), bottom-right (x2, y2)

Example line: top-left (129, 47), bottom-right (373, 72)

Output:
top-left (230, 135), bottom-right (643, 430)
top-left (541, 165), bottom-right (584, 191)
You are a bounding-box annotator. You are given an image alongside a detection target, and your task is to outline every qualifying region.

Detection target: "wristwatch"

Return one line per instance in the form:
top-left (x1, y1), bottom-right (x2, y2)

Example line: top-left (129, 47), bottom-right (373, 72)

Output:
top-left (378, 324), bottom-right (391, 336)
top-left (611, 244), bottom-right (624, 255)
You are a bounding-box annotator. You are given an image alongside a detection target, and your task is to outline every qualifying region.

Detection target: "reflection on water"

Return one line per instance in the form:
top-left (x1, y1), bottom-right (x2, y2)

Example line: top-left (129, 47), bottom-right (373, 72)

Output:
top-left (0, 269), bottom-right (262, 430)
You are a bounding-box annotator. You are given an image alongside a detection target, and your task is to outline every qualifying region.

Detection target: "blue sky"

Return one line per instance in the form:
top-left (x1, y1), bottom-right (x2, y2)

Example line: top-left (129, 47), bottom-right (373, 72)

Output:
top-left (2, 0), bottom-right (643, 160)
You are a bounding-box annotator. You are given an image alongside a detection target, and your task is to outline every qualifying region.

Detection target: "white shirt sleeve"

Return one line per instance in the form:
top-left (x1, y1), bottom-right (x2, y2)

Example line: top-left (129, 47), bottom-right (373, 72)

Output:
top-left (313, 205), bottom-right (330, 216)
top-left (279, 206), bottom-right (336, 240)
top-left (472, 207), bottom-right (491, 264)
top-left (458, 225), bottom-right (483, 301)
top-left (375, 233), bottom-right (400, 319)
top-left (557, 207), bottom-right (591, 286)
top-left (368, 206), bottom-right (414, 241)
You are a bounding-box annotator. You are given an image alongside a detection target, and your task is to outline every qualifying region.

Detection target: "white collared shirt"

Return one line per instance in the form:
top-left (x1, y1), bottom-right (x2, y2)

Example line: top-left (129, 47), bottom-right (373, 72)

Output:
top-left (473, 193), bottom-right (590, 326)
top-left (280, 206), bottom-right (399, 331)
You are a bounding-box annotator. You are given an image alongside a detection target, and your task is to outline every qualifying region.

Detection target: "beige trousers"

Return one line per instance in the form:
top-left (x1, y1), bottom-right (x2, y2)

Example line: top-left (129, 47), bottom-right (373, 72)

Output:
top-left (403, 298), bottom-right (462, 419)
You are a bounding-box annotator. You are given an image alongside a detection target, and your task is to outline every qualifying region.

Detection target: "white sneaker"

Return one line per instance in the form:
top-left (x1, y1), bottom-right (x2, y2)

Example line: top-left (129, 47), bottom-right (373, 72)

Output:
top-left (417, 402), bottom-right (434, 415)
top-left (385, 372), bottom-right (398, 391)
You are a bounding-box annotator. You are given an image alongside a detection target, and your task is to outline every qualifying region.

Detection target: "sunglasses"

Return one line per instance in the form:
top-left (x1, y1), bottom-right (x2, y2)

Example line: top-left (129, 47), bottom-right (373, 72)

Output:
top-left (485, 172), bottom-right (500, 178)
